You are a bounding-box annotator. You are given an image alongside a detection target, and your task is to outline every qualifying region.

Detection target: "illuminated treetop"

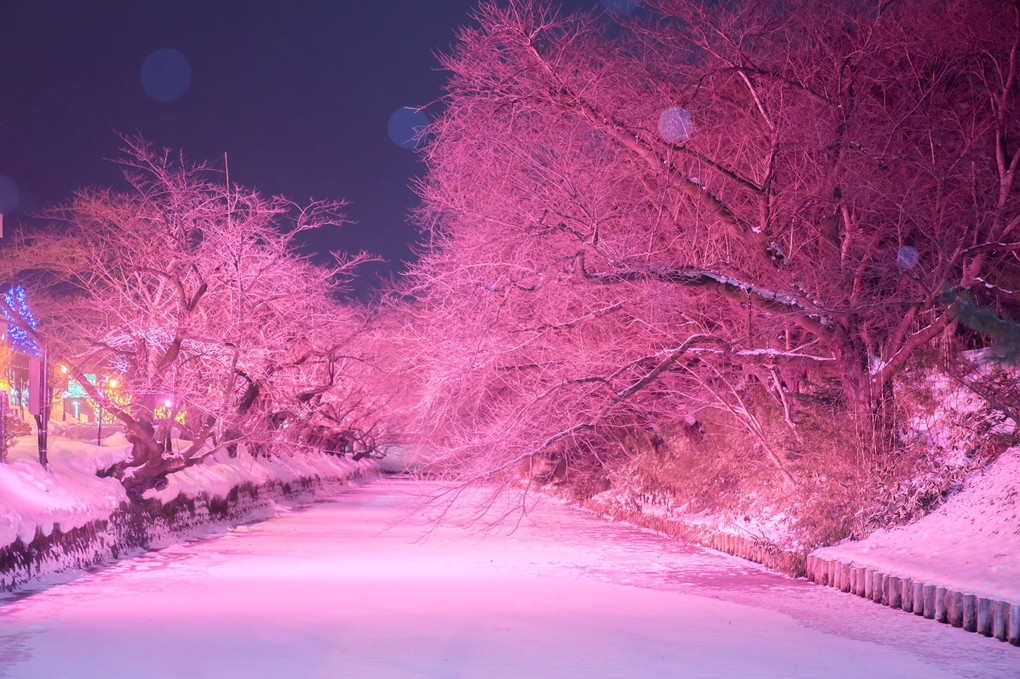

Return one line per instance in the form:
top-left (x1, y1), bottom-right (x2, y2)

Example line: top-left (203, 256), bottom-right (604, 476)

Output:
top-left (1, 285), bottom-right (40, 357)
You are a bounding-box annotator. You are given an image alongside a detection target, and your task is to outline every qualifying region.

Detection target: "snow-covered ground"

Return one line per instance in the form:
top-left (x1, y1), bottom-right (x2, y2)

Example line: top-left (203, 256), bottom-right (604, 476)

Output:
top-left (0, 431), bottom-right (373, 552)
top-left (814, 358), bottom-right (1019, 604)
top-left (817, 445), bottom-right (1020, 603)
top-left (0, 479), bottom-right (1015, 679)
top-left (0, 435), bottom-right (128, 548)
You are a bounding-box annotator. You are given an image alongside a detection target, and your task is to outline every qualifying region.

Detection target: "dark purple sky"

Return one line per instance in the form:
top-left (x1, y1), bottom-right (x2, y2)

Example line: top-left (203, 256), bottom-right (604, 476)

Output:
top-left (0, 1), bottom-right (619, 296)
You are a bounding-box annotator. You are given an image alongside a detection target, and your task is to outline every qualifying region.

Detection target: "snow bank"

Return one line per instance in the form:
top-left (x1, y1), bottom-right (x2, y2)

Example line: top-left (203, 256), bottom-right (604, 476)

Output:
top-left (0, 435), bottom-right (376, 553)
top-left (0, 436), bottom-right (131, 549)
top-left (141, 442), bottom-right (367, 505)
top-left (814, 354), bottom-right (1020, 604)
top-left (817, 445), bottom-right (1020, 602)
top-left (589, 486), bottom-right (792, 549)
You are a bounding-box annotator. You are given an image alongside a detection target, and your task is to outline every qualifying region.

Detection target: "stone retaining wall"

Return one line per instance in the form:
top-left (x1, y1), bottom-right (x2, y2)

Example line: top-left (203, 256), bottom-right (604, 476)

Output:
top-left (1, 466), bottom-right (377, 593)
top-left (585, 497), bottom-right (1020, 647)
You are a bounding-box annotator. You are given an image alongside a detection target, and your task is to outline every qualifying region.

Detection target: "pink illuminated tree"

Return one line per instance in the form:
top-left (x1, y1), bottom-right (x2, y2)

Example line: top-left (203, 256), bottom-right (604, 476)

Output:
top-left (5, 139), bottom-right (378, 495)
top-left (397, 0), bottom-right (1020, 490)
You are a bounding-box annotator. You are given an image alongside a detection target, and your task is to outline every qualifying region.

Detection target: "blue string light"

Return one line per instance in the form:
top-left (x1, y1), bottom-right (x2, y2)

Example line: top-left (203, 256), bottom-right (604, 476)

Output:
top-left (2, 286), bottom-right (41, 357)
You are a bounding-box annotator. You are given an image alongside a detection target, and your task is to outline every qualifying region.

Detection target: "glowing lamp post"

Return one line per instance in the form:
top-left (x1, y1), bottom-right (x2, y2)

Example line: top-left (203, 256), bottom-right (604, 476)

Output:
top-left (161, 397), bottom-right (175, 453)
top-left (97, 377), bottom-right (118, 446)
top-left (58, 365), bottom-right (68, 422)
top-left (96, 385), bottom-right (103, 446)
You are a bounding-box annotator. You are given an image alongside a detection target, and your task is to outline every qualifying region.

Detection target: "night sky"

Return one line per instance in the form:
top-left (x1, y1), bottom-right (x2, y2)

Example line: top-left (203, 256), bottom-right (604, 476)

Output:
top-left (0, 0), bottom-right (615, 297)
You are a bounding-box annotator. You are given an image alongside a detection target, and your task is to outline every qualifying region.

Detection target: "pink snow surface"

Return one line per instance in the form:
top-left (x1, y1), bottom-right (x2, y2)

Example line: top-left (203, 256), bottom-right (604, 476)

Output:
top-left (818, 445), bottom-right (1020, 602)
top-left (1, 480), bottom-right (1016, 678)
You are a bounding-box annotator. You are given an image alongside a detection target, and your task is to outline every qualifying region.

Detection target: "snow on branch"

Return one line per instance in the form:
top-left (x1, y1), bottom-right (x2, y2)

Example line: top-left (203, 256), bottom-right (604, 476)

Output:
top-left (577, 257), bottom-right (833, 338)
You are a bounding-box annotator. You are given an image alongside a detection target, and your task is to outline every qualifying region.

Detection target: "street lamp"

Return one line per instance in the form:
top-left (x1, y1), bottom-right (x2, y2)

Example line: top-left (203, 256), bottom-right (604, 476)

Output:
top-left (97, 386), bottom-right (104, 446)
top-left (97, 377), bottom-right (118, 446)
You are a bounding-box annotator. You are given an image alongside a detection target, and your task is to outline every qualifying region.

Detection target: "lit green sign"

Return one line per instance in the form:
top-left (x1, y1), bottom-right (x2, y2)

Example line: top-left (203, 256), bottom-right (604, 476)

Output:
top-left (64, 375), bottom-right (97, 399)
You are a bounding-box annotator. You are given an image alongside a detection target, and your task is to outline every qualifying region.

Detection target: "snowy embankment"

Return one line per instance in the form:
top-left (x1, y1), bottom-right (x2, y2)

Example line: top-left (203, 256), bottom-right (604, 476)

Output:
top-left (0, 431), bottom-right (378, 591)
top-left (816, 445), bottom-right (1020, 604)
top-left (802, 359), bottom-right (1019, 643)
top-left (805, 446), bottom-right (1020, 643)
top-left (584, 449), bottom-right (1020, 644)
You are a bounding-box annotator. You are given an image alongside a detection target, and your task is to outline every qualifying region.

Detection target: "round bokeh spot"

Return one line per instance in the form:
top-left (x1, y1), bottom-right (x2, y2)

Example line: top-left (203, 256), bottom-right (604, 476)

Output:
top-left (141, 49), bottom-right (192, 102)
top-left (0, 175), bottom-right (20, 214)
top-left (600, 0), bottom-right (641, 16)
top-left (387, 107), bottom-right (429, 150)
top-left (896, 246), bottom-right (919, 270)
top-left (658, 107), bottom-right (694, 143)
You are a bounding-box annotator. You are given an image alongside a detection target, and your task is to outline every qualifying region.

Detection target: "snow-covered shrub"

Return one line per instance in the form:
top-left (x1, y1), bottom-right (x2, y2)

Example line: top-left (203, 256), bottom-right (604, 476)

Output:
top-left (3, 413), bottom-right (30, 449)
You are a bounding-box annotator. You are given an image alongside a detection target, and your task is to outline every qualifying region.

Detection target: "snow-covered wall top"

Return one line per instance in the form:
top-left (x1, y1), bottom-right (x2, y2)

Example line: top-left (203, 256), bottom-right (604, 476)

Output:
top-left (0, 433), bottom-right (370, 551)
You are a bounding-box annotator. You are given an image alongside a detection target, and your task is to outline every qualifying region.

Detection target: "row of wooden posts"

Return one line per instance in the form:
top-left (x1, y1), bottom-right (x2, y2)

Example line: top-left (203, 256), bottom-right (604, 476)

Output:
top-left (805, 554), bottom-right (1020, 645)
top-left (585, 498), bottom-right (1020, 648)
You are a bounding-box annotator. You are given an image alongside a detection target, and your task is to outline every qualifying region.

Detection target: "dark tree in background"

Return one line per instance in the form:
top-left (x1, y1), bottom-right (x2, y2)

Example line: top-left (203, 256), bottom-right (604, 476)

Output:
top-left (393, 0), bottom-right (1020, 532)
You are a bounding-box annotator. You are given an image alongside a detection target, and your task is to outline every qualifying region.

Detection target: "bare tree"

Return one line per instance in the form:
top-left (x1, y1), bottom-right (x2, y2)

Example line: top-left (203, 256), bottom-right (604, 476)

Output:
top-left (396, 0), bottom-right (1020, 494)
top-left (5, 139), bottom-right (376, 495)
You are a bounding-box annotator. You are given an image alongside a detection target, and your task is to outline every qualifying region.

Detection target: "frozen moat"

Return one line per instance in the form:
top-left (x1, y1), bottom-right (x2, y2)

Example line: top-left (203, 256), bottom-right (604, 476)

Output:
top-left (0, 479), bottom-right (1016, 678)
